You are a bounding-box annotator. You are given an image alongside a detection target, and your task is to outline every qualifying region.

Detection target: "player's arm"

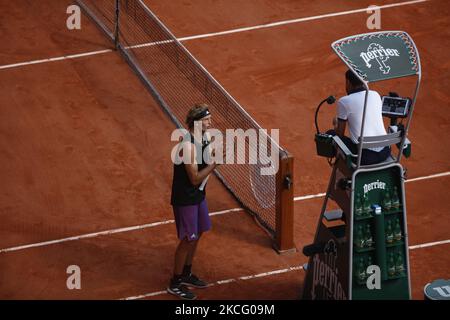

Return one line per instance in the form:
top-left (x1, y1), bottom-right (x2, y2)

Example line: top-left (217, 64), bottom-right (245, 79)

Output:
top-left (335, 99), bottom-right (347, 137)
top-left (336, 119), bottom-right (347, 137)
top-left (183, 142), bottom-right (217, 186)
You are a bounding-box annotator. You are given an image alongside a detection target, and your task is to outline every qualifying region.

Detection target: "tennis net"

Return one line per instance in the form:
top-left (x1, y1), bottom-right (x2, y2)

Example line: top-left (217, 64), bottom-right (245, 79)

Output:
top-left (77, 0), bottom-right (294, 252)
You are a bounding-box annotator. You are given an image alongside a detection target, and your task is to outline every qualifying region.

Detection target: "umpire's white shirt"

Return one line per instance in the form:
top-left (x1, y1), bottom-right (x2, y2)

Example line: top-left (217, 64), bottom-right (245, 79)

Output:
top-left (337, 90), bottom-right (387, 151)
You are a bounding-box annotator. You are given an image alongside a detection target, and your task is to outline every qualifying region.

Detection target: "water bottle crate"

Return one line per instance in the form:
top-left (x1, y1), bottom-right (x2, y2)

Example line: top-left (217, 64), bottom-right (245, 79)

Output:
top-left (354, 246), bottom-right (375, 253)
top-left (353, 220), bottom-right (374, 251)
top-left (355, 273), bottom-right (407, 283)
top-left (354, 213), bottom-right (373, 221)
top-left (386, 240), bottom-right (405, 248)
top-left (355, 278), bottom-right (369, 286)
top-left (384, 215), bottom-right (403, 245)
top-left (352, 252), bottom-right (375, 286)
top-left (387, 272), bottom-right (407, 280)
top-left (383, 207), bottom-right (403, 215)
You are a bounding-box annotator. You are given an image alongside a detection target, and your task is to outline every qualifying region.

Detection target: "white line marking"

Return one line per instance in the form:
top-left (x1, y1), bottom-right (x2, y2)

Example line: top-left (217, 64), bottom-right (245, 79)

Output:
top-left (0, 49), bottom-right (112, 70)
top-left (125, 40), bottom-right (173, 50)
top-left (1, 170), bottom-right (448, 254)
top-left (122, 290), bottom-right (167, 300)
top-left (0, 0), bottom-right (428, 70)
top-left (239, 265), bottom-right (303, 280)
top-left (120, 237), bottom-right (448, 300)
top-left (294, 171), bottom-right (450, 202)
top-left (294, 193), bottom-right (326, 201)
top-left (409, 239), bottom-right (450, 250)
top-left (123, 265), bottom-right (305, 300)
top-left (178, 0), bottom-right (428, 42)
top-left (209, 207), bottom-right (243, 216)
top-left (0, 208), bottom-right (243, 253)
top-left (216, 279), bottom-right (237, 285)
top-left (406, 171), bottom-right (450, 183)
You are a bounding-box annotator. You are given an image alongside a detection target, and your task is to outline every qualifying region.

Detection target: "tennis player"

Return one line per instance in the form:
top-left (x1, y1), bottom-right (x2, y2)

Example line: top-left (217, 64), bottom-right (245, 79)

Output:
top-left (168, 103), bottom-right (218, 300)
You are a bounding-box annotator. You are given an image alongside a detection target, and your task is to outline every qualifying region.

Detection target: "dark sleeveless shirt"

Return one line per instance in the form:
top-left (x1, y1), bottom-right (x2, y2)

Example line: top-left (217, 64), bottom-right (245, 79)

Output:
top-left (171, 134), bottom-right (210, 206)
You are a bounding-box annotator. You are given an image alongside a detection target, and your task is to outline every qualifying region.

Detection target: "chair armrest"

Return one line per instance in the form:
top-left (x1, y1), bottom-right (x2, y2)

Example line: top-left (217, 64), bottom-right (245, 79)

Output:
top-left (332, 136), bottom-right (357, 169)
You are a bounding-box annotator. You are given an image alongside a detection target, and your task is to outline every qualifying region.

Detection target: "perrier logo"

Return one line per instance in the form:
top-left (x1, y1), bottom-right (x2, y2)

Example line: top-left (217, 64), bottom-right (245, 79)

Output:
top-left (360, 43), bottom-right (400, 75)
top-left (310, 240), bottom-right (346, 300)
top-left (363, 179), bottom-right (386, 194)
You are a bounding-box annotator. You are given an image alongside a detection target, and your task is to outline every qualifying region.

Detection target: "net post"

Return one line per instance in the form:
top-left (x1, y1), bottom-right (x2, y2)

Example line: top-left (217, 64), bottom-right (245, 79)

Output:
top-left (113, 0), bottom-right (120, 49)
top-left (273, 151), bottom-right (296, 254)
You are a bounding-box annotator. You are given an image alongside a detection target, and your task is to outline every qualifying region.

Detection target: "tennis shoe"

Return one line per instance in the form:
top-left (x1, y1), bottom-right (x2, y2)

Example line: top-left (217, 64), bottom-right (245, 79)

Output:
top-left (181, 273), bottom-right (208, 288)
top-left (167, 280), bottom-right (197, 300)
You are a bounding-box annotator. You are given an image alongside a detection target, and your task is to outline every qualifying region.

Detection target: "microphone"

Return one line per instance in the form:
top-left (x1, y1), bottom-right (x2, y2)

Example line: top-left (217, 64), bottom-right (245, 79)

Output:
top-left (315, 95), bottom-right (336, 134)
top-left (326, 96), bottom-right (336, 104)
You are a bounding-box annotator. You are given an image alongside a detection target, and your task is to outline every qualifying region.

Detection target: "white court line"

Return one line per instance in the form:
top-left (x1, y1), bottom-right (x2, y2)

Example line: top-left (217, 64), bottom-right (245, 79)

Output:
top-left (216, 279), bottom-right (236, 285)
top-left (0, 171), bottom-right (448, 254)
top-left (409, 239), bottom-right (450, 250)
top-left (0, 0), bottom-right (428, 70)
top-left (239, 265), bottom-right (303, 281)
top-left (123, 290), bottom-right (167, 300)
top-left (0, 49), bottom-right (112, 70)
top-left (123, 265), bottom-right (304, 300)
top-left (406, 171), bottom-right (450, 182)
top-left (178, 0), bottom-right (429, 42)
top-left (294, 171), bottom-right (450, 202)
top-left (294, 193), bottom-right (327, 201)
top-left (0, 208), bottom-right (243, 254)
top-left (121, 237), bottom-right (449, 300)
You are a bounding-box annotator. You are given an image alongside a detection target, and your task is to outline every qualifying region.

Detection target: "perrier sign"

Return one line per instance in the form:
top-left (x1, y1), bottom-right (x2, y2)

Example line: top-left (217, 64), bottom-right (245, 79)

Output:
top-left (332, 31), bottom-right (420, 82)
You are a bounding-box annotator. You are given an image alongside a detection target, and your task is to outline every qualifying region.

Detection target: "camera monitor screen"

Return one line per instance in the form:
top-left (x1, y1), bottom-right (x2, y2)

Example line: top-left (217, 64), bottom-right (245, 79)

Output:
top-left (381, 96), bottom-right (410, 118)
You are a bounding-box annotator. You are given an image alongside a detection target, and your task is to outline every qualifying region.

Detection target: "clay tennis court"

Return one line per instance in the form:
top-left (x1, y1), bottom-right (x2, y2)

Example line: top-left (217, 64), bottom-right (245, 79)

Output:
top-left (0, 0), bottom-right (449, 300)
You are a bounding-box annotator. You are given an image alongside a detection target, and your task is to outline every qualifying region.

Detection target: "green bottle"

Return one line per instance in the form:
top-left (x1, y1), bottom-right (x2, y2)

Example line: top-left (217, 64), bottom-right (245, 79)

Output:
top-left (357, 258), bottom-right (366, 282)
top-left (382, 188), bottom-right (392, 212)
top-left (385, 220), bottom-right (394, 244)
top-left (364, 223), bottom-right (373, 248)
top-left (391, 186), bottom-right (400, 209)
top-left (355, 193), bottom-right (363, 217)
top-left (363, 193), bottom-right (371, 216)
top-left (395, 251), bottom-right (405, 275)
top-left (388, 252), bottom-right (396, 277)
top-left (394, 218), bottom-right (402, 242)
top-left (367, 256), bottom-right (373, 272)
top-left (354, 225), bottom-right (365, 249)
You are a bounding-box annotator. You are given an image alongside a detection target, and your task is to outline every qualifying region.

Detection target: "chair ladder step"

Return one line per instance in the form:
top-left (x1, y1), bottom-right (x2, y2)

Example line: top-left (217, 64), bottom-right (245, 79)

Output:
top-left (324, 209), bottom-right (343, 221)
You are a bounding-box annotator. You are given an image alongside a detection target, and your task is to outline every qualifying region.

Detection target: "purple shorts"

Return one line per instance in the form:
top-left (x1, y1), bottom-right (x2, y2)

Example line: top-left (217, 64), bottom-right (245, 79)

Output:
top-left (173, 199), bottom-right (211, 241)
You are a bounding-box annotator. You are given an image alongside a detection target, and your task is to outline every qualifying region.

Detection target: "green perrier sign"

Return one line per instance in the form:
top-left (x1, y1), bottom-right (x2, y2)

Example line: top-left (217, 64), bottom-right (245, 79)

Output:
top-left (332, 31), bottom-right (421, 82)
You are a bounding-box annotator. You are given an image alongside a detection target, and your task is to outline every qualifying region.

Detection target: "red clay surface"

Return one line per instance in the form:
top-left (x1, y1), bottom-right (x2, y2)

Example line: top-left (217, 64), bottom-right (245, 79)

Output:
top-left (0, 0), bottom-right (449, 300)
top-left (0, 0), bottom-right (112, 66)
